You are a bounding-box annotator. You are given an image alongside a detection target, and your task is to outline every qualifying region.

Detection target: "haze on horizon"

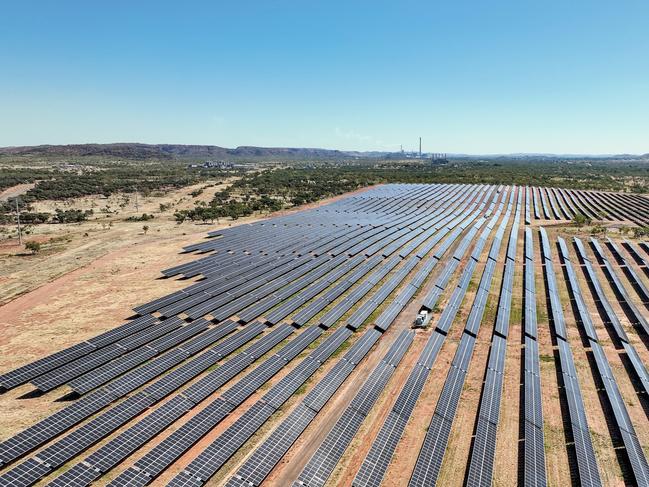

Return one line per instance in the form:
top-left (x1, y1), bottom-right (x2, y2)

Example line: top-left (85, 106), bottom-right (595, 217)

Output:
top-left (1, 1), bottom-right (648, 155)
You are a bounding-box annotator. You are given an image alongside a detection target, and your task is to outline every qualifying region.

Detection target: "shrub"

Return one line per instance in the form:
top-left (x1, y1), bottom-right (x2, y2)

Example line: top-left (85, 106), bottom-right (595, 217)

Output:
top-left (25, 241), bottom-right (42, 254)
top-left (125, 213), bottom-right (154, 222)
top-left (632, 227), bottom-right (649, 238)
top-left (572, 213), bottom-right (592, 228)
top-left (54, 208), bottom-right (93, 223)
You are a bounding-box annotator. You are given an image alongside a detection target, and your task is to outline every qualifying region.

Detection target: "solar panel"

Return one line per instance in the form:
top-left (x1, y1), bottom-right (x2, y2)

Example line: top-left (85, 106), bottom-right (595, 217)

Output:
top-left (466, 417), bottom-right (498, 486)
top-left (167, 323), bottom-right (360, 485)
top-left (310, 327), bottom-right (353, 362)
top-left (69, 346), bottom-right (158, 395)
top-left (31, 344), bottom-right (126, 392)
top-left (221, 356), bottom-right (285, 407)
top-left (0, 390), bottom-right (116, 464)
top-left (35, 392), bottom-right (155, 469)
top-left (104, 348), bottom-right (188, 398)
top-left (143, 402), bottom-right (232, 476)
top-left (0, 341), bottom-right (97, 390)
top-left (539, 228), bottom-right (602, 486)
top-left (106, 467), bottom-right (152, 487)
top-left (559, 237), bottom-right (649, 483)
top-left (166, 472), bottom-right (204, 487)
top-left (409, 204), bottom-right (516, 486)
top-left (353, 411), bottom-right (409, 487)
top-left (276, 326), bottom-right (324, 362)
top-left (184, 400), bottom-right (276, 481)
top-left (243, 323), bottom-right (294, 359)
top-left (303, 360), bottom-right (356, 413)
top-left (295, 408), bottom-right (365, 487)
top-left (178, 319), bottom-right (239, 355)
top-left (229, 403), bottom-right (316, 486)
top-left (0, 184), bottom-right (583, 487)
top-left (47, 463), bottom-right (101, 486)
top-left (0, 458), bottom-right (52, 487)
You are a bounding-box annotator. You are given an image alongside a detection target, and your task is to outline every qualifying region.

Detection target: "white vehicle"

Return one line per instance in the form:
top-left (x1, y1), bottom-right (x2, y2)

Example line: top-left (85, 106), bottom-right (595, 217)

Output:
top-left (413, 309), bottom-right (430, 328)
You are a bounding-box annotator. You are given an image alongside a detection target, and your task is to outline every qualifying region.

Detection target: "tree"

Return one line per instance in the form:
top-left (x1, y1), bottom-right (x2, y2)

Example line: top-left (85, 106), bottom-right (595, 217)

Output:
top-left (174, 210), bottom-right (190, 224)
top-left (20, 212), bottom-right (51, 224)
top-left (632, 226), bottom-right (649, 238)
top-left (572, 213), bottom-right (591, 228)
top-left (211, 207), bottom-right (222, 224)
top-left (25, 241), bottom-right (41, 254)
top-left (143, 225), bottom-right (149, 235)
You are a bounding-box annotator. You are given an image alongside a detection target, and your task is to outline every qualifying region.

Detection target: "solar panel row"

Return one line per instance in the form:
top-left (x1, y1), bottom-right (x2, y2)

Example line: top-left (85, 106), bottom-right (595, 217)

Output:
top-left (588, 238), bottom-right (649, 336)
top-left (466, 187), bottom-right (522, 487)
top-left (3, 186), bottom-right (466, 472)
top-left (375, 207), bottom-right (491, 333)
top-left (293, 331), bottom-right (414, 487)
top-left (621, 239), bottom-right (649, 279)
top-left (559, 237), bottom-right (649, 484)
top-left (222, 327), bottom-right (385, 487)
top-left (159, 225), bottom-right (373, 321)
top-left (0, 320), bottom-right (262, 469)
top-left (225, 191), bottom-right (490, 487)
top-left (520, 227), bottom-right (547, 487)
top-left (6, 183), bottom-right (615, 486)
top-left (524, 186), bottom-right (532, 225)
top-left (125, 187), bottom-right (480, 487)
top-left (527, 187), bottom-right (649, 227)
top-left (345, 189), bottom-right (488, 332)
top-left (539, 228), bottom-right (602, 487)
top-left (48, 322), bottom-right (324, 487)
top-left (0, 314), bottom-right (159, 391)
top-left (408, 189), bottom-right (515, 487)
top-left (68, 318), bottom-right (216, 395)
top-left (164, 326), bottom-right (354, 487)
top-left (352, 193), bottom-right (510, 487)
top-left (639, 241), bottom-right (649, 257)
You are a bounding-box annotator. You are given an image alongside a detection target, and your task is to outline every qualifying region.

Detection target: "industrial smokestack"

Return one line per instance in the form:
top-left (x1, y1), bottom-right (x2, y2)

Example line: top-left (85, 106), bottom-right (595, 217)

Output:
top-left (419, 137), bottom-right (421, 157)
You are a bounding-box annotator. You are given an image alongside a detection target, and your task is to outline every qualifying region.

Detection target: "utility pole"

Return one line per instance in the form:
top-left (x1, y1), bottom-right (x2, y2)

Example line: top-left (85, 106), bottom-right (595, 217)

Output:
top-left (15, 198), bottom-right (22, 245)
top-left (134, 188), bottom-right (139, 212)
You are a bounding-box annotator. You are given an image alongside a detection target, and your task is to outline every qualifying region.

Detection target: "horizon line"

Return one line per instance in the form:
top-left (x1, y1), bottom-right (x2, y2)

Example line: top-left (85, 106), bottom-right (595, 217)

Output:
top-left (0, 142), bottom-right (647, 158)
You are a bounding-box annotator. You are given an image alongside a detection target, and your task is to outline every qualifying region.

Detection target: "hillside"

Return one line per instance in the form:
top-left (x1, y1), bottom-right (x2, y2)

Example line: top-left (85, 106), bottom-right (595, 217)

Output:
top-left (1, 144), bottom-right (648, 163)
top-left (0, 143), bottom-right (360, 161)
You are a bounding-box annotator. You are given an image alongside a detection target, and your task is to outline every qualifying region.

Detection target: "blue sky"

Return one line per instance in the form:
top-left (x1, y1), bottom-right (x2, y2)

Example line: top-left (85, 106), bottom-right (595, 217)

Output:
top-left (1, 1), bottom-right (648, 154)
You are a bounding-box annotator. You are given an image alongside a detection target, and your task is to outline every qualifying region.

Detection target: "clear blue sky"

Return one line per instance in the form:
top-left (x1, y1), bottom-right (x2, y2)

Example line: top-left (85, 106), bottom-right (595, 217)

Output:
top-left (1, 1), bottom-right (648, 154)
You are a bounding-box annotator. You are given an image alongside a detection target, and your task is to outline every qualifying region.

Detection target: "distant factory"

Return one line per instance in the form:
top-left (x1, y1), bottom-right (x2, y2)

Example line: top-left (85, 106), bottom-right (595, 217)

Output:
top-left (431, 153), bottom-right (449, 164)
top-left (397, 138), bottom-right (449, 164)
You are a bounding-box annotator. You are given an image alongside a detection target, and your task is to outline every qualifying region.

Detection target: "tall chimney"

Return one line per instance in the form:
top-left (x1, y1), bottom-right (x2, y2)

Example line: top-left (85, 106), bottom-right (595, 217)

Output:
top-left (419, 137), bottom-right (422, 157)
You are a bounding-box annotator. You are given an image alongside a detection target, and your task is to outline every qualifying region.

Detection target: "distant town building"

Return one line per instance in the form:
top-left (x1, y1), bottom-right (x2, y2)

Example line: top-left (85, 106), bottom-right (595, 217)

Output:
top-left (187, 160), bottom-right (235, 169)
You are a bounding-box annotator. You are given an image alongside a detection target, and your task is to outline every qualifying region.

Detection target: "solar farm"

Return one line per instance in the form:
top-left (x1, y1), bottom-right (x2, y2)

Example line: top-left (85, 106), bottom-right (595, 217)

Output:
top-left (2, 183), bottom-right (649, 487)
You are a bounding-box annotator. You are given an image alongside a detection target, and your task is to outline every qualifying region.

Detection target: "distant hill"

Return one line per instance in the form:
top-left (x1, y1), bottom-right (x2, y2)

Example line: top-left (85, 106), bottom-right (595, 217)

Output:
top-left (0, 143), bottom-right (647, 162)
top-left (0, 143), bottom-right (360, 161)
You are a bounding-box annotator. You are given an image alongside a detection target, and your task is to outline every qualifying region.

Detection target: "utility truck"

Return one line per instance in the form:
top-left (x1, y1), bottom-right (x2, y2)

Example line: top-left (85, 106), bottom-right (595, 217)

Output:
top-left (412, 309), bottom-right (430, 328)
